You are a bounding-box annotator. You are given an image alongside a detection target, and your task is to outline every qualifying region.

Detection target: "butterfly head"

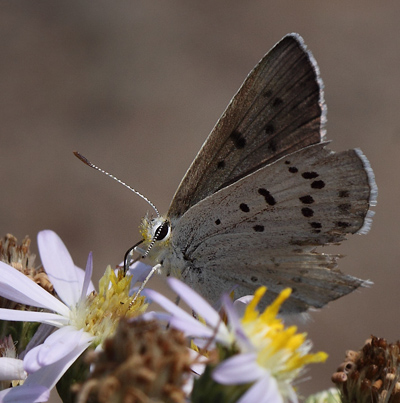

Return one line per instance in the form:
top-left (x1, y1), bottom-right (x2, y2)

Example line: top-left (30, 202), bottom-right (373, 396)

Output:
top-left (140, 215), bottom-right (171, 260)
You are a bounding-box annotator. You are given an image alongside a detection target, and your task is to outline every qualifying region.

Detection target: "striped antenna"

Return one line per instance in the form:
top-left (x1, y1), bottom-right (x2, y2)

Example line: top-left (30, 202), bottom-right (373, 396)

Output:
top-left (73, 151), bottom-right (160, 217)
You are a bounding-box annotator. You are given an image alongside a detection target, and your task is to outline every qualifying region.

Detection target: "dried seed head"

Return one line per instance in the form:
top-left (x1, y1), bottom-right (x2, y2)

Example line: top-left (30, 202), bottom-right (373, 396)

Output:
top-left (332, 336), bottom-right (400, 403)
top-left (74, 319), bottom-right (193, 403)
top-left (0, 234), bottom-right (55, 310)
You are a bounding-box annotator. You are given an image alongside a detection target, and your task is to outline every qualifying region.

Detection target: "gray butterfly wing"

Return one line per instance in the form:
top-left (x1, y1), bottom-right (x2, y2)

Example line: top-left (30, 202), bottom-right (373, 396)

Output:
top-left (172, 142), bottom-right (376, 313)
top-left (168, 33), bottom-right (326, 218)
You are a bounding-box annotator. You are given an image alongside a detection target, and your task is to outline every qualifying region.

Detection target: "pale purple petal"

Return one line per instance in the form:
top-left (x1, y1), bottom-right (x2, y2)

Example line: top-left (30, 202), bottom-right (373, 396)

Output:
top-left (75, 265), bottom-right (95, 295)
top-left (134, 311), bottom-right (172, 322)
top-left (0, 385), bottom-right (50, 403)
top-left (237, 375), bottom-right (283, 403)
top-left (169, 316), bottom-right (216, 339)
top-left (79, 252), bottom-right (94, 301)
top-left (221, 294), bottom-right (252, 352)
top-left (0, 358), bottom-right (26, 381)
top-left (0, 309), bottom-right (69, 327)
top-left (168, 278), bottom-right (223, 329)
top-left (141, 288), bottom-right (214, 338)
top-left (127, 261), bottom-right (152, 285)
top-left (233, 295), bottom-right (253, 317)
top-left (0, 262), bottom-right (69, 317)
top-left (24, 327), bottom-right (93, 372)
top-left (37, 230), bottom-right (82, 307)
top-left (213, 353), bottom-right (265, 384)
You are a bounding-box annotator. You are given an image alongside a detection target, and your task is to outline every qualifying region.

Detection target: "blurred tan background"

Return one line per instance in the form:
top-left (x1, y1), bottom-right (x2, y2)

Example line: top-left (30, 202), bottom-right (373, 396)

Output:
top-left (0, 1), bottom-right (398, 401)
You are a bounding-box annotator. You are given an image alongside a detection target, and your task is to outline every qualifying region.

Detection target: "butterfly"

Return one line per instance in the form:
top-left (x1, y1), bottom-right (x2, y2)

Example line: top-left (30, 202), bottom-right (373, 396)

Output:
top-left (76, 33), bottom-right (377, 314)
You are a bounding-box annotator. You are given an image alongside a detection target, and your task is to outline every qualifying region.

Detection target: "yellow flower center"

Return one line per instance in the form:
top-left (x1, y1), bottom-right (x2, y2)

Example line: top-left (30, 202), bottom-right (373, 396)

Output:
top-left (72, 266), bottom-right (148, 346)
top-left (241, 287), bottom-right (328, 396)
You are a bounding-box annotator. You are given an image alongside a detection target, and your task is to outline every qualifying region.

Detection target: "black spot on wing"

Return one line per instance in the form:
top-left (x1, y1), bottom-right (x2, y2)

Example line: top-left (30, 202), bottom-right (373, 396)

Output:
top-left (240, 203), bottom-right (250, 212)
top-left (267, 138), bottom-right (277, 152)
top-left (217, 160), bottom-right (225, 169)
top-left (272, 97), bottom-right (283, 107)
top-left (299, 195), bottom-right (314, 204)
top-left (311, 180), bottom-right (325, 189)
top-left (230, 130), bottom-right (246, 149)
top-left (310, 222), bottom-right (322, 233)
top-left (336, 221), bottom-right (351, 228)
top-left (339, 190), bottom-right (350, 198)
top-left (301, 207), bottom-right (314, 217)
top-left (263, 89), bottom-right (272, 98)
top-left (302, 171), bottom-right (319, 179)
top-left (258, 188), bottom-right (276, 206)
top-left (215, 219), bottom-right (221, 225)
top-left (253, 225), bottom-right (265, 232)
top-left (265, 124), bottom-right (275, 135)
top-left (288, 166), bottom-right (298, 173)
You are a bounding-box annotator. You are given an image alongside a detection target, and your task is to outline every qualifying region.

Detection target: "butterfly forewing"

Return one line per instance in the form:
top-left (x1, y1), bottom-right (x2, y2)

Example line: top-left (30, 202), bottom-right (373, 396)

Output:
top-left (168, 33), bottom-right (325, 218)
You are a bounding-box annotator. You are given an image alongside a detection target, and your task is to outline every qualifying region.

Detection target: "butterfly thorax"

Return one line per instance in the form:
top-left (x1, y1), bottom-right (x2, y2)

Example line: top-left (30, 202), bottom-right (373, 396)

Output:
top-left (140, 215), bottom-right (187, 278)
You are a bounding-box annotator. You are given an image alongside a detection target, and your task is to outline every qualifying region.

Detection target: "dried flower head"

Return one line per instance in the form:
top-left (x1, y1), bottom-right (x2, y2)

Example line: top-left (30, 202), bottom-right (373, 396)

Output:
top-left (0, 234), bottom-right (54, 309)
top-left (74, 319), bottom-right (193, 403)
top-left (332, 335), bottom-right (400, 403)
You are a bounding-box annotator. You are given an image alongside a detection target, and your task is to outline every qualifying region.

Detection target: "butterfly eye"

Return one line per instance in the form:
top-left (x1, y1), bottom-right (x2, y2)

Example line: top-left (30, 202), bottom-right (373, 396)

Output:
top-left (154, 221), bottom-right (170, 241)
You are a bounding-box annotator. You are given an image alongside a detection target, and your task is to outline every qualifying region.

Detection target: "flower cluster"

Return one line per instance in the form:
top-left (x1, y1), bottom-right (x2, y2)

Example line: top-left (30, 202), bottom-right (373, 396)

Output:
top-left (143, 279), bottom-right (327, 403)
top-left (0, 231), bottom-right (147, 402)
top-left (0, 231), bottom-right (332, 402)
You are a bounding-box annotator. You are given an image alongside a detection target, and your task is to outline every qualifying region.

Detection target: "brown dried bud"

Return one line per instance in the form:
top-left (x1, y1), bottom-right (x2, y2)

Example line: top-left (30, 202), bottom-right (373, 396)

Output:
top-left (332, 372), bottom-right (347, 383)
top-left (75, 319), bottom-right (193, 403)
top-left (332, 335), bottom-right (400, 403)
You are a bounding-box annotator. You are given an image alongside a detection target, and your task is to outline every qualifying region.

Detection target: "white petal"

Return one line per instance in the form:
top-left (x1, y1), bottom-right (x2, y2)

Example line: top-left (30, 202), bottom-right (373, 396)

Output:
top-left (213, 353), bottom-right (266, 384)
top-left (37, 230), bottom-right (82, 307)
top-left (0, 358), bottom-right (26, 381)
top-left (2, 340), bottom-right (89, 402)
top-left (24, 340), bottom-right (89, 386)
top-left (24, 327), bottom-right (93, 372)
top-left (0, 309), bottom-right (69, 327)
top-left (0, 262), bottom-right (70, 317)
top-left (237, 375), bottom-right (283, 403)
top-left (188, 348), bottom-right (207, 376)
top-left (0, 385), bottom-right (50, 403)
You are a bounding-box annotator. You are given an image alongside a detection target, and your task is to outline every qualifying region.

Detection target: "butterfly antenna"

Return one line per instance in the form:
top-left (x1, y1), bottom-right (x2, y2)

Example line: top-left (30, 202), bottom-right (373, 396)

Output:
top-left (142, 223), bottom-right (166, 258)
top-left (73, 151), bottom-right (160, 217)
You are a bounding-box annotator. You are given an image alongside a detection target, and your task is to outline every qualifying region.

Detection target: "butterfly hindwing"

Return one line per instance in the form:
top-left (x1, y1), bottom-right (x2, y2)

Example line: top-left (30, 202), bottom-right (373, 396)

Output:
top-left (168, 33), bottom-right (326, 218)
top-left (181, 249), bottom-right (365, 313)
top-left (172, 142), bottom-right (375, 310)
